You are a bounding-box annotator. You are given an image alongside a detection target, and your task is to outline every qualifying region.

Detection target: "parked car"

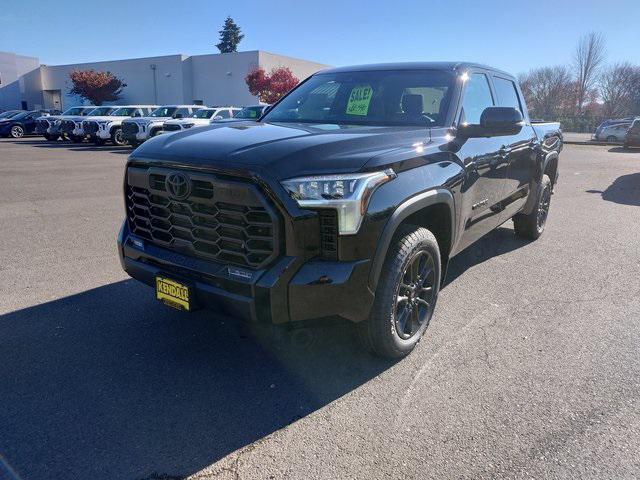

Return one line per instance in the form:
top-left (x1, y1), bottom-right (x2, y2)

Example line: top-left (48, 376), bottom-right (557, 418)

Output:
top-left (623, 118), bottom-right (640, 149)
top-left (83, 105), bottom-right (158, 146)
top-left (117, 62), bottom-right (563, 359)
top-left (36, 106), bottom-right (95, 141)
top-left (162, 106), bottom-right (241, 132)
top-left (121, 105), bottom-right (203, 146)
top-left (59, 106), bottom-right (117, 143)
top-left (216, 104), bottom-right (271, 123)
top-left (0, 110), bottom-right (54, 138)
top-left (594, 118), bottom-right (635, 138)
top-left (0, 110), bottom-right (25, 119)
top-left (593, 122), bottom-right (630, 142)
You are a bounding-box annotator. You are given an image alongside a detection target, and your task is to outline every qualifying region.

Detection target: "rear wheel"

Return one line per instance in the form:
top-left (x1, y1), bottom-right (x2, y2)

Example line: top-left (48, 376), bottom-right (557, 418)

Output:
top-left (10, 125), bottom-right (24, 138)
top-left (513, 174), bottom-right (552, 240)
top-left (358, 226), bottom-right (440, 358)
top-left (111, 128), bottom-right (126, 146)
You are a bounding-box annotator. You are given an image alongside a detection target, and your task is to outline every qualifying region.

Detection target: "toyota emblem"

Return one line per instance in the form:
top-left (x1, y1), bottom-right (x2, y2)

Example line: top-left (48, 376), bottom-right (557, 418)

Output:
top-left (165, 172), bottom-right (191, 199)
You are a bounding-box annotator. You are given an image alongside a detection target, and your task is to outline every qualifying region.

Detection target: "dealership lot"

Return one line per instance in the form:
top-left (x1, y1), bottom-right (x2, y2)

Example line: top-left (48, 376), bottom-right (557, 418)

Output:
top-left (0, 139), bottom-right (639, 479)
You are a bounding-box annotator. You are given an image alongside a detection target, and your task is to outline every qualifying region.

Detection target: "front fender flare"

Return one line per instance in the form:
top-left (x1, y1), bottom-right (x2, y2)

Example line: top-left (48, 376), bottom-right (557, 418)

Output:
top-left (368, 188), bottom-right (455, 291)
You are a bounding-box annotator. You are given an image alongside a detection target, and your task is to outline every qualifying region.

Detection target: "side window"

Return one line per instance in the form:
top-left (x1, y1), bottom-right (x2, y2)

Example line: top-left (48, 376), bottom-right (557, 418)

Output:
top-left (174, 108), bottom-right (189, 118)
top-left (217, 110), bottom-right (230, 119)
top-left (461, 73), bottom-right (494, 125)
top-left (493, 77), bottom-right (522, 113)
top-left (132, 109), bottom-right (142, 117)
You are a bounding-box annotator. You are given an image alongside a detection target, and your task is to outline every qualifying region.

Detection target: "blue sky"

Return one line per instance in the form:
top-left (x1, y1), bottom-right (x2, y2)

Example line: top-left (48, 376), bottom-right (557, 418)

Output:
top-left (1, 0), bottom-right (638, 75)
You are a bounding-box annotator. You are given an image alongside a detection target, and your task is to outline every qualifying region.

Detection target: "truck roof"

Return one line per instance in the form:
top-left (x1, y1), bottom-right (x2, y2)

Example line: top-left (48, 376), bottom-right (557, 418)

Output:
top-left (320, 62), bottom-right (515, 79)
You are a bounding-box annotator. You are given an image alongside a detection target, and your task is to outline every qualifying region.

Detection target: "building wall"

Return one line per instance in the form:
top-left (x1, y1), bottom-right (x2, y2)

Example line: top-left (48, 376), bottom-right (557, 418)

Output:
top-left (40, 54), bottom-right (190, 108)
top-left (0, 51), bottom-right (41, 109)
top-left (0, 50), bottom-right (329, 110)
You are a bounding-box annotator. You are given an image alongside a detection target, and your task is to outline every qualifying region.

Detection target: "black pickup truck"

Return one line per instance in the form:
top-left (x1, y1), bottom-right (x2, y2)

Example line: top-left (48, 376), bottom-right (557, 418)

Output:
top-left (118, 62), bottom-right (562, 358)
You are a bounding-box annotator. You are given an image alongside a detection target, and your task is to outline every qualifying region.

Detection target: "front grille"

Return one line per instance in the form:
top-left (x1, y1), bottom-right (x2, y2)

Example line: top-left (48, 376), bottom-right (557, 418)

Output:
top-left (84, 121), bottom-right (99, 135)
top-left (60, 120), bottom-right (76, 133)
top-left (164, 124), bottom-right (182, 132)
top-left (122, 122), bottom-right (139, 136)
top-left (319, 209), bottom-right (338, 260)
top-left (36, 119), bottom-right (50, 133)
top-left (125, 167), bottom-right (280, 269)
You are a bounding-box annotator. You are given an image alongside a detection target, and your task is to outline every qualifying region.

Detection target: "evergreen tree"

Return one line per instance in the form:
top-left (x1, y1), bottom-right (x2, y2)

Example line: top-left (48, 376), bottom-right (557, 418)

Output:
top-left (216, 16), bottom-right (244, 53)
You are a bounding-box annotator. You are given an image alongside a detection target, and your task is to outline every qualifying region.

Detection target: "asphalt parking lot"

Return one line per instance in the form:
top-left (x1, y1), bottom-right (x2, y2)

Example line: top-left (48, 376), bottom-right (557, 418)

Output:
top-left (1, 138), bottom-right (639, 480)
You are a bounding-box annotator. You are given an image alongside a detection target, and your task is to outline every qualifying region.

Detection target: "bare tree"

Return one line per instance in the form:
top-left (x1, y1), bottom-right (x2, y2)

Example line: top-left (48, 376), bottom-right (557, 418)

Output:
top-left (599, 63), bottom-right (639, 118)
top-left (573, 32), bottom-right (606, 115)
top-left (519, 66), bottom-right (573, 119)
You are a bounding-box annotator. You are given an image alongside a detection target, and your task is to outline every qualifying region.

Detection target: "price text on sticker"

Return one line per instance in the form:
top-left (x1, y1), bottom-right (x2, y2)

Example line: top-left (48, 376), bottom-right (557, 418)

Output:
top-left (346, 85), bottom-right (373, 116)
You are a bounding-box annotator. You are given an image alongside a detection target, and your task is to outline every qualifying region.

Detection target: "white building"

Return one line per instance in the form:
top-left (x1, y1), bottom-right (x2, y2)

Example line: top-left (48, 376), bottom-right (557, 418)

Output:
top-left (0, 50), bottom-right (329, 110)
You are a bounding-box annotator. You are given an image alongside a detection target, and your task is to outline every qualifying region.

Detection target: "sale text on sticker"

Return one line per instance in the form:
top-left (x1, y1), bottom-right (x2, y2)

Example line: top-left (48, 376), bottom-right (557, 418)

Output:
top-left (346, 85), bottom-right (373, 116)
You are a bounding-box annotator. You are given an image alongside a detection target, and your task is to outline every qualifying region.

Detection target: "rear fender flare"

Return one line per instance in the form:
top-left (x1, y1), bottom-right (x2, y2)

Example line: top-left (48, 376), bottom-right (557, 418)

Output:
top-left (368, 188), bottom-right (455, 290)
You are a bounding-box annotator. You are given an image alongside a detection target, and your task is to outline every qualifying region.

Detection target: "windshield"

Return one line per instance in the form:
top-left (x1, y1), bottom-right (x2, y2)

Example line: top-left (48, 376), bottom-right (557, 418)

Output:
top-left (149, 107), bottom-right (178, 118)
top-left (9, 112), bottom-right (30, 120)
top-left (192, 109), bottom-right (215, 119)
top-left (0, 110), bottom-right (22, 119)
top-left (88, 107), bottom-right (115, 116)
top-left (62, 107), bottom-right (87, 116)
top-left (111, 107), bottom-right (137, 116)
top-left (235, 106), bottom-right (265, 119)
top-left (262, 70), bottom-right (454, 127)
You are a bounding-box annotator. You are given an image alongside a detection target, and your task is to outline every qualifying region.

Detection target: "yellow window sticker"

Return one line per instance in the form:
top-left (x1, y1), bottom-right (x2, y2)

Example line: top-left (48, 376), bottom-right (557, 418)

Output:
top-left (346, 85), bottom-right (373, 116)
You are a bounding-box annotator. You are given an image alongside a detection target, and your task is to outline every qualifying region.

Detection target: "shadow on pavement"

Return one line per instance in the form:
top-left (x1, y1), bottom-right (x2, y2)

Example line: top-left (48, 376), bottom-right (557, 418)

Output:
top-left (608, 146), bottom-right (640, 154)
top-left (0, 280), bottom-right (393, 480)
top-left (586, 172), bottom-right (640, 207)
top-left (445, 225), bottom-right (530, 286)
top-left (3, 138), bottom-right (131, 154)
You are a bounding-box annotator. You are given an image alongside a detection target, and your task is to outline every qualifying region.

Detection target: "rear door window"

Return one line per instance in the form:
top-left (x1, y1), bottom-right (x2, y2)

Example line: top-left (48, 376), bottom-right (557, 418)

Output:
top-left (493, 76), bottom-right (523, 113)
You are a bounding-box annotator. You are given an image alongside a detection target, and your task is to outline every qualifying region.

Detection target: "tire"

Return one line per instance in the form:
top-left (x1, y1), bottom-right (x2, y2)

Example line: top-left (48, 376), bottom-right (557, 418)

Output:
top-left (69, 134), bottom-right (83, 143)
top-left (358, 225), bottom-right (441, 358)
top-left (513, 174), bottom-right (552, 240)
top-left (606, 135), bottom-right (617, 143)
top-left (93, 138), bottom-right (106, 146)
top-left (110, 128), bottom-right (126, 146)
top-left (10, 125), bottom-right (24, 138)
top-left (128, 140), bottom-right (140, 148)
top-left (150, 129), bottom-right (161, 138)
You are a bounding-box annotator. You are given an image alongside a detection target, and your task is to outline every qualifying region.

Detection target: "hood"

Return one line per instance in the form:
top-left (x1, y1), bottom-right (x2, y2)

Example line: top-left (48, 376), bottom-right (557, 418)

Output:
top-left (58, 115), bottom-right (87, 122)
top-left (125, 116), bottom-right (169, 125)
top-left (83, 115), bottom-right (124, 122)
top-left (130, 121), bottom-right (435, 180)
top-left (37, 115), bottom-right (58, 121)
top-left (164, 118), bottom-right (210, 126)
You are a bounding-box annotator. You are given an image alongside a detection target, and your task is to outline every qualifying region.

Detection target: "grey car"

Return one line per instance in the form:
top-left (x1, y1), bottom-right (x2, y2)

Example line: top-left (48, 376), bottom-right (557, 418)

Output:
top-left (594, 123), bottom-right (630, 142)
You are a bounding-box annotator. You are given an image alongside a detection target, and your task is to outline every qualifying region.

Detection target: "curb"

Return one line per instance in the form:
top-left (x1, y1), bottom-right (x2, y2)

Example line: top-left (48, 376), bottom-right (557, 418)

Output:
top-left (563, 140), bottom-right (622, 146)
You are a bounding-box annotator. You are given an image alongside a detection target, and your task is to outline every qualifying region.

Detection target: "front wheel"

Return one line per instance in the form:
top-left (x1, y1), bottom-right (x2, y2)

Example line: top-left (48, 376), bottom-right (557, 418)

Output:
top-left (111, 128), bottom-right (127, 146)
top-left (513, 174), bottom-right (552, 240)
top-left (358, 226), bottom-right (441, 358)
top-left (10, 125), bottom-right (24, 138)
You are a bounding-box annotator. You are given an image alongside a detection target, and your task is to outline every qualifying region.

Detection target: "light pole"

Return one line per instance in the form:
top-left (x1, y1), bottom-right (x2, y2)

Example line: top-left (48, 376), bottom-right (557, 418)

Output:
top-left (150, 64), bottom-right (158, 104)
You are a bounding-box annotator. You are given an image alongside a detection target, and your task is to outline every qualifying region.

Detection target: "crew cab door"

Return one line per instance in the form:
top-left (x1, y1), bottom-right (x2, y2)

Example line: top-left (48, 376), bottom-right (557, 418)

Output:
top-left (455, 72), bottom-right (510, 250)
top-left (490, 75), bottom-right (538, 218)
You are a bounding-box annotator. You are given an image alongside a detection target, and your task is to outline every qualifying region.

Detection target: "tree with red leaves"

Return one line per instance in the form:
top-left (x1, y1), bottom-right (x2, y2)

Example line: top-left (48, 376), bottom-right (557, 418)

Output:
top-left (245, 67), bottom-right (299, 104)
top-left (68, 70), bottom-right (127, 105)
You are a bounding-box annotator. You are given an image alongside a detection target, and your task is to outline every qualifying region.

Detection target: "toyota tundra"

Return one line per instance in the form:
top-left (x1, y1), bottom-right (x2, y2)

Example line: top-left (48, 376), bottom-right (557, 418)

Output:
top-left (118, 63), bottom-right (562, 358)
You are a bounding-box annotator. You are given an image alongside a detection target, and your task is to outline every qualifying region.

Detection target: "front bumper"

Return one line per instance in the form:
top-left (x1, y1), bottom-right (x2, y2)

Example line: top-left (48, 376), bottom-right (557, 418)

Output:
top-left (118, 221), bottom-right (374, 324)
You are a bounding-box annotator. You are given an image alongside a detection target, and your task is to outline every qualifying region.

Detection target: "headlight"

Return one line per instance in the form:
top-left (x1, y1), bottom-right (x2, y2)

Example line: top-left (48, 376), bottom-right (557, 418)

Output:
top-left (281, 170), bottom-right (396, 235)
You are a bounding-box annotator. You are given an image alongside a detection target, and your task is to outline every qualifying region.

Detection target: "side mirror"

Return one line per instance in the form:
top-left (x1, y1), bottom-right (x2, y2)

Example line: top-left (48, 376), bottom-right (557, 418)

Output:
top-left (460, 107), bottom-right (523, 137)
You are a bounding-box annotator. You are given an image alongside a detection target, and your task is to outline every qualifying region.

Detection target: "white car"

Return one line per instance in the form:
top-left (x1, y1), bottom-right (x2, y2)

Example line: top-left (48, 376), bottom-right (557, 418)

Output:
top-left (59, 106), bottom-right (117, 142)
top-left (36, 106), bottom-right (95, 141)
top-left (162, 106), bottom-right (241, 132)
top-left (82, 105), bottom-right (158, 146)
top-left (121, 105), bottom-right (203, 146)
